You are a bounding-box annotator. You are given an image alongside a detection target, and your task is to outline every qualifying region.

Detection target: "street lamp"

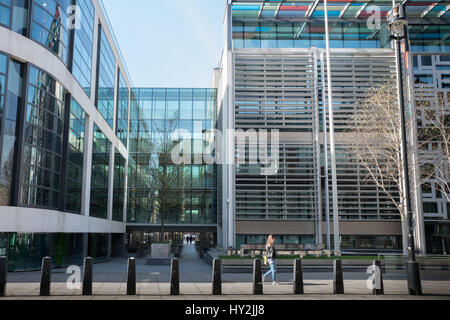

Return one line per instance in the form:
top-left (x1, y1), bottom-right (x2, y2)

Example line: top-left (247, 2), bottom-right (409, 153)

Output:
top-left (387, 4), bottom-right (422, 295)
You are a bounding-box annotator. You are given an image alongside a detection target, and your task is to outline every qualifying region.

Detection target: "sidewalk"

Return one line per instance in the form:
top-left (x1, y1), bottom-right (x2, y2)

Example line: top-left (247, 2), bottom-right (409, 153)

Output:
top-left (2, 245), bottom-right (449, 300)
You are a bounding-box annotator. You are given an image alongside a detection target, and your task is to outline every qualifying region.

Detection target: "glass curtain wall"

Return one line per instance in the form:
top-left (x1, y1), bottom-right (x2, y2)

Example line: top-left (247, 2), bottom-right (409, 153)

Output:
top-left (21, 65), bottom-right (66, 209)
top-left (65, 98), bottom-right (85, 214)
top-left (127, 88), bottom-right (217, 225)
top-left (116, 70), bottom-right (129, 148)
top-left (96, 27), bottom-right (116, 128)
top-left (112, 149), bottom-right (125, 222)
top-left (0, 52), bottom-right (10, 206)
top-left (0, 0), bottom-right (11, 27)
top-left (72, 0), bottom-right (94, 96)
top-left (1, 232), bottom-right (84, 271)
top-left (31, 0), bottom-right (71, 64)
top-left (90, 124), bottom-right (110, 219)
top-left (127, 90), bottom-right (150, 223)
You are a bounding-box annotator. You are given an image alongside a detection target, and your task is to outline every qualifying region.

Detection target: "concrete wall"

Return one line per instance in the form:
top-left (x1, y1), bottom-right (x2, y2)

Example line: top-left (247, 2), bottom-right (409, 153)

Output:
top-left (236, 220), bottom-right (403, 236)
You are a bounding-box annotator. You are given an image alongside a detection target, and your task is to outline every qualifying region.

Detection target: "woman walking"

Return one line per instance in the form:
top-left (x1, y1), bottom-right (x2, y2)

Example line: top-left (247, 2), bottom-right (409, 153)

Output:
top-left (263, 234), bottom-right (278, 285)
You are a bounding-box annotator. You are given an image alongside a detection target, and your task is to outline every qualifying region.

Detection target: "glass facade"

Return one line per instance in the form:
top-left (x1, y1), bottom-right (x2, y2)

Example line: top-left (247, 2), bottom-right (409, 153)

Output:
top-left (0, 232), bottom-right (84, 271)
top-left (0, 0), bottom-right (11, 27)
top-left (72, 0), bottom-right (94, 96)
top-left (90, 124), bottom-right (110, 219)
top-left (21, 66), bottom-right (66, 209)
top-left (116, 70), bottom-right (129, 147)
top-left (65, 98), bottom-right (85, 214)
top-left (232, 21), bottom-right (390, 49)
top-left (0, 52), bottom-right (12, 206)
top-left (127, 88), bottom-right (217, 225)
top-left (112, 149), bottom-right (125, 222)
top-left (87, 233), bottom-right (109, 262)
top-left (31, 0), bottom-right (71, 64)
top-left (96, 27), bottom-right (116, 128)
top-left (231, 1), bottom-right (450, 52)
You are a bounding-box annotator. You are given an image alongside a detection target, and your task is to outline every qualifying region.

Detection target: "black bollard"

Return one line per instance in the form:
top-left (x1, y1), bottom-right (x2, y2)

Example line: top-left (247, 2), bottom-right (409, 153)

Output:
top-left (371, 260), bottom-right (384, 295)
top-left (127, 258), bottom-right (136, 295)
top-left (212, 259), bottom-right (222, 295)
top-left (40, 257), bottom-right (51, 296)
top-left (170, 258), bottom-right (179, 295)
top-left (333, 259), bottom-right (344, 294)
top-left (0, 256), bottom-right (7, 297)
top-left (293, 259), bottom-right (304, 294)
top-left (253, 259), bottom-right (263, 295)
top-left (406, 261), bottom-right (422, 296)
top-left (82, 257), bottom-right (93, 296)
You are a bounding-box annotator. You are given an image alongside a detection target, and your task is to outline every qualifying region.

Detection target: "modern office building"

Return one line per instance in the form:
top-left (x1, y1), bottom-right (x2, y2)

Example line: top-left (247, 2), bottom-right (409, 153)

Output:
top-left (126, 88), bottom-right (218, 248)
top-left (0, 0), bottom-right (131, 270)
top-left (0, 0), bottom-right (449, 271)
top-left (215, 0), bottom-right (449, 254)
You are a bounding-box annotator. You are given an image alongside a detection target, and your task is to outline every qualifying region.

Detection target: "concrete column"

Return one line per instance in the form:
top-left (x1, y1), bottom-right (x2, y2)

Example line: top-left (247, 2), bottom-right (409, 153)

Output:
top-left (81, 116), bottom-right (94, 217)
top-left (107, 145), bottom-right (115, 223)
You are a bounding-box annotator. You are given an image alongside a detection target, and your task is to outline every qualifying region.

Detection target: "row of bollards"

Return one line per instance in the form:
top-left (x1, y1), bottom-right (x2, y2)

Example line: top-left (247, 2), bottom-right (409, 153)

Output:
top-left (0, 256), bottom-right (385, 297)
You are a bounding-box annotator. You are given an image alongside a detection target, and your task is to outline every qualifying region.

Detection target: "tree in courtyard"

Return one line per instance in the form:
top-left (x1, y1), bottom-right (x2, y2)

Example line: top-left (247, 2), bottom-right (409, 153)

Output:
top-left (344, 81), bottom-right (449, 255)
top-left (148, 118), bottom-right (186, 241)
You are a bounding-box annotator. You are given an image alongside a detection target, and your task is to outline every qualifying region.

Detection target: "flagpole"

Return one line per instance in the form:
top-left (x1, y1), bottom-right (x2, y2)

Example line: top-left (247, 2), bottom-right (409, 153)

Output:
top-left (324, 0), bottom-right (340, 254)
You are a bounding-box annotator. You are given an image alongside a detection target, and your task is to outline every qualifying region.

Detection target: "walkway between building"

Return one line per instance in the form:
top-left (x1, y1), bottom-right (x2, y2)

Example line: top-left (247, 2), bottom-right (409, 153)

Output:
top-left (180, 244), bottom-right (201, 260)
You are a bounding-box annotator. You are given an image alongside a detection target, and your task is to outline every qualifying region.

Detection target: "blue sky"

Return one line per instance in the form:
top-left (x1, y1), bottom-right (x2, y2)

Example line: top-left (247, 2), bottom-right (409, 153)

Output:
top-left (102, 0), bottom-right (226, 88)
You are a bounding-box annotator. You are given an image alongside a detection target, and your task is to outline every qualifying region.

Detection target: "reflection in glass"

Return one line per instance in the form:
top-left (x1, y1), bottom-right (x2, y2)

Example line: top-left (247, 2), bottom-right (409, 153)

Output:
top-left (65, 98), bottom-right (85, 214)
top-left (90, 124), bottom-right (110, 219)
top-left (116, 71), bottom-right (129, 147)
top-left (112, 149), bottom-right (125, 222)
top-left (96, 27), bottom-right (116, 128)
top-left (72, 0), bottom-right (94, 96)
top-left (127, 88), bottom-right (217, 225)
top-left (21, 65), bottom-right (65, 209)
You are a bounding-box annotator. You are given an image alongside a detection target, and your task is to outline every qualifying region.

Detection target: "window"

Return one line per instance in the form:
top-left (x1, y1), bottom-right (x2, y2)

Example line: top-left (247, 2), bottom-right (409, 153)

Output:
top-left (96, 27), bottom-right (116, 128)
top-left (21, 65), bottom-right (66, 209)
top-left (65, 98), bottom-right (85, 214)
top-left (90, 124), bottom-right (110, 219)
top-left (72, 0), bottom-right (94, 96)
top-left (31, 0), bottom-right (71, 64)
top-left (0, 0), bottom-right (11, 27)
top-left (112, 149), bottom-right (125, 222)
top-left (116, 70), bottom-right (129, 147)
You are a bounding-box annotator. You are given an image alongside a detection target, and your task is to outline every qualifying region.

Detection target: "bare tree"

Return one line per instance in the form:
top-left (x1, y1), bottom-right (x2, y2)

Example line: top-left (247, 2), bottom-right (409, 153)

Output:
top-left (148, 119), bottom-right (186, 241)
top-left (344, 81), bottom-right (425, 255)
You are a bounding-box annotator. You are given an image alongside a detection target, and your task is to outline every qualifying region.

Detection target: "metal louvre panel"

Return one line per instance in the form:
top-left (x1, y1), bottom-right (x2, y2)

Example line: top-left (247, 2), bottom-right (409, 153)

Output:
top-left (233, 49), bottom-right (404, 222)
top-left (322, 51), bottom-right (399, 220)
top-left (235, 52), bottom-right (315, 132)
top-left (322, 52), bottom-right (397, 130)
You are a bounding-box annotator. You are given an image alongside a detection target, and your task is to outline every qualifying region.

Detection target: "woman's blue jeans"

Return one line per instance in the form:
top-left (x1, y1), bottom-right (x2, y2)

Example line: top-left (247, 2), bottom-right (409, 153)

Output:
top-left (264, 259), bottom-right (276, 282)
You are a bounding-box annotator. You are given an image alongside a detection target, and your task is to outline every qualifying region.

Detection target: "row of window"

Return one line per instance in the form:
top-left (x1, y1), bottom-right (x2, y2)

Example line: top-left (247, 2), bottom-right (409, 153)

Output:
top-left (0, 52), bottom-right (126, 221)
top-left (232, 19), bottom-right (450, 52)
top-left (0, 0), bottom-right (130, 149)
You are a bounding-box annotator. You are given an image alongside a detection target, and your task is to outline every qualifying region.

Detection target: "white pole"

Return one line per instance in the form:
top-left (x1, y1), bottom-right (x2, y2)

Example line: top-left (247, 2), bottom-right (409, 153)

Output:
top-left (320, 52), bottom-right (332, 251)
top-left (324, 0), bottom-right (340, 254)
